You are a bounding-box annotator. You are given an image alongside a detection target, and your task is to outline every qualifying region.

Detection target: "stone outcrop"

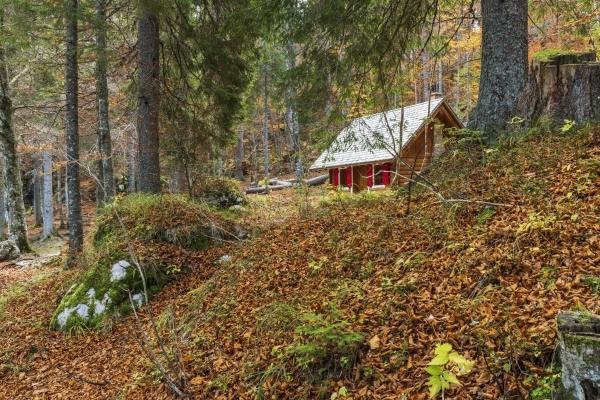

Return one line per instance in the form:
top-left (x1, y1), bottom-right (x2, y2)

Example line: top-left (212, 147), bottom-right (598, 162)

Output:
top-left (0, 240), bottom-right (20, 261)
top-left (556, 311), bottom-right (600, 399)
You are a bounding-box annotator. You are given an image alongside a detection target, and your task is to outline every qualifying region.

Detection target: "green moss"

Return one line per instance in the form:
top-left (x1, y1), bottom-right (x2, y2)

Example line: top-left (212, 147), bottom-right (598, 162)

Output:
top-left (52, 193), bottom-right (241, 332)
top-left (533, 48), bottom-right (578, 62)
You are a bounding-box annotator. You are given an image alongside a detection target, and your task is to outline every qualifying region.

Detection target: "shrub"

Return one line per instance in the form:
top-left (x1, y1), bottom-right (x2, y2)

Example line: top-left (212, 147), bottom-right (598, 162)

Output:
top-left (192, 176), bottom-right (247, 208)
top-left (285, 304), bottom-right (364, 378)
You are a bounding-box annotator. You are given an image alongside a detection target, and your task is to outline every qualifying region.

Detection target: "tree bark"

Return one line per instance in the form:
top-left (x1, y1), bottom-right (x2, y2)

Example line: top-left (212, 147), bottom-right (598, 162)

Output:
top-left (0, 30), bottom-right (30, 251)
top-left (127, 129), bottom-right (137, 192)
top-left (469, 0), bottom-right (528, 141)
top-left (235, 127), bottom-right (244, 181)
top-left (262, 65), bottom-right (270, 192)
top-left (56, 165), bottom-right (65, 229)
top-left (518, 52), bottom-right (600, 124)
top-left (34, 158), bottom-right (43, 226)
top-left (137, 2), bottom-right (161, 193)
top-left (284, 40), bottom-right (302, 184)
top-left (41, 151), bottom-right (54, 239)
top-left (65, 0), bottom-right (84, 259)
top-left (0, 158), bottom-right (6, 239)
top-left (95, 0), bottom-right (115, 202)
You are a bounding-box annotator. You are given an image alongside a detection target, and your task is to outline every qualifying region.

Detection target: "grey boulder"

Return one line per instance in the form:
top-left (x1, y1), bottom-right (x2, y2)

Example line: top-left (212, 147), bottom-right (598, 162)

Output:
top-left (0, 240), bottom-right (20, 261)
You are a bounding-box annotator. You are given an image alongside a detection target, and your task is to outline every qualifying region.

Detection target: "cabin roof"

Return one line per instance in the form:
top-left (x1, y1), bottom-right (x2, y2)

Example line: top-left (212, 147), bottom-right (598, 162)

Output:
top-left (310, 98), bottom-right (456, 170)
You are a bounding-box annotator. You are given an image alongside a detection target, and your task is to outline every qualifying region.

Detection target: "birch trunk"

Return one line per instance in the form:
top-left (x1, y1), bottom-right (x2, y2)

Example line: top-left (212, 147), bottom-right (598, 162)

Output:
top-left (41, 151), bottom-right (54, 239)
top-left (137, 2), bottom-right (161, 193)
top-left (65, 0), bottom-right (84, 258)
top-left (95, 0), bottom-right (115, 202)
top-left (0, 28), bottom-right (30, 251)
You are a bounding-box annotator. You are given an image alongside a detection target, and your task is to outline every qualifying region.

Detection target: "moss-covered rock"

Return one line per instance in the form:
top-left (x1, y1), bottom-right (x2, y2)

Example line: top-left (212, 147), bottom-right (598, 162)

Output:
top-left (191, 176), bottom-right (247, 208)
top-left (51, 194), bottom-right (241, 332)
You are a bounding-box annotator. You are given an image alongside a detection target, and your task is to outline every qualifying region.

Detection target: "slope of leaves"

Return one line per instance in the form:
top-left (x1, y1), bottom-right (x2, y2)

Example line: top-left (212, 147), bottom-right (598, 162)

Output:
top-left (0, 126), bottom-right (598, 399)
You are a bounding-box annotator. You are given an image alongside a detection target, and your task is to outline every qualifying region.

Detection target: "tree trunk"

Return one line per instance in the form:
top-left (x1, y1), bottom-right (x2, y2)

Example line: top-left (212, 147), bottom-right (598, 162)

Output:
top-left (262, 66), bottom-right (270, 192)
top-left (41, 151), bottom-right (54, 239)
top-left (0, 32), bottom-right (29, 251)
top-left (127, 129), bottom-right (137, 192)
top-left (420, 50), bottom-right (430, 102)
top-left (0, 167), bottom-right (6, 239)
top-left (251, 129), bottom-right (258, 184)
top-left (34, 158), bottom-right (43, 226)
top-left (95, 0), bottom-right (115, 202)
top-left (469, 0), bottom-right (528, 141)
top-left (56, 165), bottom-right (65, 229)
top-left (65, 0), bottom-right (84, 260)
top-left (137, 2), bottom-right (161, 193)
top-left (235, 127), bottom-right (244, 181)
top-left (284, 41), bottom-right (302, 184)
top-left (518, 52), bottom-right (600, 124)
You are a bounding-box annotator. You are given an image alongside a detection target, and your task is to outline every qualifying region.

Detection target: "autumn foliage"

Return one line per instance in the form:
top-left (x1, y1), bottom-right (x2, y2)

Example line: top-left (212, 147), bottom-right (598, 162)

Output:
top-left (0, 124), bottom-right (599, 399)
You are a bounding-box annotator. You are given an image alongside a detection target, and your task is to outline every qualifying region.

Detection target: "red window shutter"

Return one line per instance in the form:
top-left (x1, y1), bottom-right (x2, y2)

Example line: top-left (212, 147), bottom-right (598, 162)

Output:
top-left (331, 168), bottom-right (339, 186)
top-left (367, 164), bottom-right (373, 187)
top-left (382, 162), bottom-right (391, 185)
top-left (346, 167), bottom-right (352, 188)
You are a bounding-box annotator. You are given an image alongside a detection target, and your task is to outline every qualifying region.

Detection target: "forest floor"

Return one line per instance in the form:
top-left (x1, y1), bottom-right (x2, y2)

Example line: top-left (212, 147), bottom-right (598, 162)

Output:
top-left (0, 125), bottom-right (599, 399)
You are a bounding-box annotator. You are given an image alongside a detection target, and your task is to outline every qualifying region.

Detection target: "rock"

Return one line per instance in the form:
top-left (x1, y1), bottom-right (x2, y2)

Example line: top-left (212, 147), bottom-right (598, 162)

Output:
top-left (218, 254), bottom-right (232, 264)
top-left (556, 311), bottom-right (600, 399)
top-left (228, 204), bottom-right (246, 212)
top-left (110, 260), bottom-right (131, 282)
top-left (0, 240), bottom-right (20, 261)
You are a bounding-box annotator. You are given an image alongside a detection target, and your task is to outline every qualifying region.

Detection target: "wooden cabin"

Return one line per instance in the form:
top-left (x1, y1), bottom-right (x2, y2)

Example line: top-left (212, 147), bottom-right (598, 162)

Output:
top-left (309, 98), bottom-right (462, 192)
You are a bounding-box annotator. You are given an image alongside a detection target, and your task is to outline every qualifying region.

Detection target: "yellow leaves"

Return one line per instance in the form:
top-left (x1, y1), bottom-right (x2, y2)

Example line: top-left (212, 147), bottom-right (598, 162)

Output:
top-left (368, 335), bottom-right (380, 350)
top-left (189, 376), bottom-right (205, 386)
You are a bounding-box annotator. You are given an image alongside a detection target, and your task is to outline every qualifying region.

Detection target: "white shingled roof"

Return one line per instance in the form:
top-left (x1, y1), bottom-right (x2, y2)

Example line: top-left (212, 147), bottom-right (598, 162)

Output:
top-left (310, 98), bottom-right (445, 170)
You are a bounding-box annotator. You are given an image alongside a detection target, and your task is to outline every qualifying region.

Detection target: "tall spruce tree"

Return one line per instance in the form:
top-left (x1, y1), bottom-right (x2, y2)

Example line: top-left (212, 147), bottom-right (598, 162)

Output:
top-left (469, 0), bottom-right (528, 140)
top-left (65, 0), bottom-right (83, 261)
top-left (0, 11), bottom-right (30, 251)
top-left (137, 0), bottom-right (161, 193)
top-left (95, 0), bottom-right (115, 202)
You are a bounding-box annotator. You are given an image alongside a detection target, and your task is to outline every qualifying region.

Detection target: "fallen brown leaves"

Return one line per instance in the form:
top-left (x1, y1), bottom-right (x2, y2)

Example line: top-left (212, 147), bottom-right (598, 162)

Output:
top-left (0, 129), bottom-right (598, 399)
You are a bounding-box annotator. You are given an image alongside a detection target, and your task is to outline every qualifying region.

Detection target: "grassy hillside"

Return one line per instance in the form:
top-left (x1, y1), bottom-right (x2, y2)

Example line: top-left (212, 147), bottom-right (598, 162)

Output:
top-left (0, 124), bottom-right (598, 399)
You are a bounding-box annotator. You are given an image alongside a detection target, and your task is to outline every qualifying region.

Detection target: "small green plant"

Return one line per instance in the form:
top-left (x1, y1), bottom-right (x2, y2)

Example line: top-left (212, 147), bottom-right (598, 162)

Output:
top-left (560, 119), bottom-right (575, 133)
top-left (529, 373), bottom-right (560, 400)
top-left (516, 212), bottom-right (556, 235)
top-left (540, 267), bottom-right (557, 289)
top-left (330, 386), bottom-right (349, 399)
top-left (583, 275), bottom-right (600, 294)
top-left (256, 302), bottom-right (299, 333)
top-left (425, 343), bottom-right (474, 398)
top-left (476, 206), bottom-right (495, 225)
top-left (286, 304), bottom-right (364, 378)
top-left (308, 256), bottom-right (328, 273)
